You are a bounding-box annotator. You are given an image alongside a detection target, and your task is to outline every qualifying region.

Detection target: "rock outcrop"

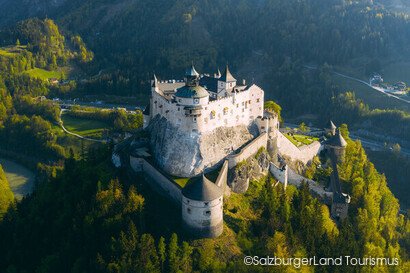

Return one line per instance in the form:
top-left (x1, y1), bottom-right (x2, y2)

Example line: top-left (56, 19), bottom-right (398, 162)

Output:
top-left (228, 148), bottom-right (270, 193)
top-left (147, 115), bottom-right (255, 177)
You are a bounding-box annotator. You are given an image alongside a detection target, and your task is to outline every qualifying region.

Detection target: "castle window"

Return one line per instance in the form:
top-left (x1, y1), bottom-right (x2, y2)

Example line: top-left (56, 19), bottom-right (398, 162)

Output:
top-left (204, 210), bottom-right (211, 216)
top-left (210, 110), bottom-right (216, 119)
top-left (256, 98), bottom-right (260, 103)
top-left (236, 104), bottom-right (239, 108)
top-left (178, 107), bottom-right (180, 111)
top-left (193, 98), bottom-right (199, 104)
top-left (193, 117), bottom-right (197, 123)
top-left (187, 208), bottom-right (191, 214)
top-left (223, 107), bottom-right (228, 115)
top-left (204, 202), bottom-right (209, 206)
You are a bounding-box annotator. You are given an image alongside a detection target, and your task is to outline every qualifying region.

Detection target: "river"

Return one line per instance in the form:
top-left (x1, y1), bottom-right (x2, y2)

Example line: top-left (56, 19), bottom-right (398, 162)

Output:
top-left (0, 158), bottom-right (35, 200)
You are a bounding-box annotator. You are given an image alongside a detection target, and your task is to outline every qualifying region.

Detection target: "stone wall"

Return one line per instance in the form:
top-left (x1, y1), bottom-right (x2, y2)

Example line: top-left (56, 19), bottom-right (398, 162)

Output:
top-left (130, 156), bottom-right (182, 205)
top-left (269, 162), bottom-right (288, 188)
top-left (228, 132), bottom-right (268, 168)
top-left (269, 162), bottom-right (332, 203)
top-left (276, 131), bottom-right (323, 164)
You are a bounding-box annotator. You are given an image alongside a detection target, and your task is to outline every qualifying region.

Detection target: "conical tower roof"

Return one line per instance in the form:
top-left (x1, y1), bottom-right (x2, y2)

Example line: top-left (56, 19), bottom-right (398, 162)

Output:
top-left (186, 64), bottom-right (199, 77)
top-left (326, 120), bottom-right (336, 130)
top-left (182, 174), bottom-right (223, 201)
top-left (219, 64), bottom-right (236, 82)
top-left (152, 74), bottom-right (158, 88)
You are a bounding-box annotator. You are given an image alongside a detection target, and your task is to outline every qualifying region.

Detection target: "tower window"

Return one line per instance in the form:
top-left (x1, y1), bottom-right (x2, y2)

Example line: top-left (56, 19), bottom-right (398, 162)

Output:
top-left (187, 208), bottom-right (191, 214)
top-left (204, 202), bottom-right (209, 206)
top-left (194, 98), bottom-right (199, 104)
top-left (204, 210), bottom-right (211, 216)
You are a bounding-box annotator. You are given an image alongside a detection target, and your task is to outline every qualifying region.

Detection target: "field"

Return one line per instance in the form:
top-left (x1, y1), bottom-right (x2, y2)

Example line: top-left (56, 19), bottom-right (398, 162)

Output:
top-left (0, 45), bottom-right (26, 57)
top-left (0, 158), bottom-right (35, 200)
top-left (284, 133), bottom-right (319, 147)
top-left (173, 177), bottom-right (190, 188)
top-left (61, 114), bottom-right (111, 139)
top-left (333, 60), bottom-right (410, 112)
top-left (24, 67), bottom-right (70, 81)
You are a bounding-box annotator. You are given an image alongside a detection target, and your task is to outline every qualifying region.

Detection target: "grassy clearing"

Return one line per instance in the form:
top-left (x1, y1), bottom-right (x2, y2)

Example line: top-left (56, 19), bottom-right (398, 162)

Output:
top-left (24, 67), bottom-right (70, 81)
top-left (61, 114), bottom-right (110, 139)
top-left (0, 158), bottom-right (35, 200)
top-left (0, 45), bottom-right (27, 57)
top-left (285, 133), bottom-right (318, 147)
top-left (173, 177), bottom-right (190, 188)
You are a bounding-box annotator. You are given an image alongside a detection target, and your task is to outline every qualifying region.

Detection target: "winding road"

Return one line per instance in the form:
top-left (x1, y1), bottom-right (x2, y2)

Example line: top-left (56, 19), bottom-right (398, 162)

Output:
top-left (304, 65), bottom-right (410, 104)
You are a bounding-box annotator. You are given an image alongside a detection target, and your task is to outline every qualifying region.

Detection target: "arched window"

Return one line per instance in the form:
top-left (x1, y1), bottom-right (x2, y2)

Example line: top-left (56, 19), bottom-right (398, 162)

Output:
top-left (210, 110), bottom-right (216, 119)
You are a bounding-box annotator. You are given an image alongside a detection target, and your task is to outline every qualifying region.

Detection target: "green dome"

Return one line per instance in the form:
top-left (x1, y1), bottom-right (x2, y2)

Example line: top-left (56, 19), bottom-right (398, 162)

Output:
top-left (175, 85), bottom-right (209, 99)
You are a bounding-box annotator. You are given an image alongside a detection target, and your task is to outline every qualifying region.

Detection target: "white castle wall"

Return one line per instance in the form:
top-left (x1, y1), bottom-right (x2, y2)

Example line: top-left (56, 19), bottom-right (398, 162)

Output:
top-left (276, 131), bottom-right (323, 164)
top-left (150, 84), bottom-right (264, 135)
top-left (228, 132), bottom-right (268, 168)
top-left (130, 156), bottom-right (182, 205)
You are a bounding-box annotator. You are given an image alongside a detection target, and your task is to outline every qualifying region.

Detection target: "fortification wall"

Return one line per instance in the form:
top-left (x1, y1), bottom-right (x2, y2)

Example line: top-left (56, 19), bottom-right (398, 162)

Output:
top-left (269, 163), bottom-right (288, 187)
top-left (228, 132), bottom-right (268, 168)
top-left (269, 162), bottom-right (332, 203)
top-left (276, 131), bottom-right (322, 164)
top-left (130, 156), bottom-right (182, 205)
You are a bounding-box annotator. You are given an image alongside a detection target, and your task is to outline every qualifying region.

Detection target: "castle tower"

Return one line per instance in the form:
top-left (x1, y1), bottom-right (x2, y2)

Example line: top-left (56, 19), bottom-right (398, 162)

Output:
top-left (325, 120), bottom-right (337, 136)
top-left (325, 130), bottom-right (347, 163)
top-left (217, 65), bottom-right (236, 96)
top-left (181, 174), bottom-right (223, 238)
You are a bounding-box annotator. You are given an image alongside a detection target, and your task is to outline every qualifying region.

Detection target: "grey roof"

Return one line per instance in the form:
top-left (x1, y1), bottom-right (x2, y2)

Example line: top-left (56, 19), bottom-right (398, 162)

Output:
top-left (143, 103), bottom-right (150, 115)
top-left (182, 174), bottom-right (223, 201)
top-left (175, 85), bottom-right (209, 99)
top-left (219, 65), bottom-right (236, 82)
top-left (326, 131), bottom-right (347, 147)
top-left (186, 65), bottom-right (199, 77)
top-left (326, 120), bottom-right (336, 130)
top-left (199, 76), bottom-right (218, 92)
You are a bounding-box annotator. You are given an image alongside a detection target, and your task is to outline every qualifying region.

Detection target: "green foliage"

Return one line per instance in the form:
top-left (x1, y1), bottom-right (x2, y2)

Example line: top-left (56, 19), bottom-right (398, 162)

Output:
top-left (66, 107), bottom-right (143, 132)
top-left (264, 100), bottom-right (282, 122)
top-left (0, 165), bottom-right (14, 218)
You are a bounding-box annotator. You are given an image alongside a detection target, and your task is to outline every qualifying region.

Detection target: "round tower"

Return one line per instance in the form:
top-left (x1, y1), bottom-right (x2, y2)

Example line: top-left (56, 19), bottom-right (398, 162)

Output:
top-left (181, 174), bottom-right (223, 238)
top-left (325, 130), bottom-right (347, 163)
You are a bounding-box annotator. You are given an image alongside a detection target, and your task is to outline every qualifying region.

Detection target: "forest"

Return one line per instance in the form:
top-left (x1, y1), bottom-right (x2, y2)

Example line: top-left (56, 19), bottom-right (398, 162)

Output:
top-left (0, 126), bottom-right (408, 272)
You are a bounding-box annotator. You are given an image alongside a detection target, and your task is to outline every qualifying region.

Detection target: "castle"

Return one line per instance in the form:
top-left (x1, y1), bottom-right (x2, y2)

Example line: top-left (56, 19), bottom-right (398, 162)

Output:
top-left (143, 65), bottom-right (264, 135)
top-left (119, 65), bottom-right (350, 238)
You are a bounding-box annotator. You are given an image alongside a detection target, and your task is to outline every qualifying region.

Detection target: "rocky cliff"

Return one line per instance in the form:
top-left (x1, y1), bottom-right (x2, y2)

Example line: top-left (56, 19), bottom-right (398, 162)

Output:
top-left (146, 115), bottom-right (256, 177)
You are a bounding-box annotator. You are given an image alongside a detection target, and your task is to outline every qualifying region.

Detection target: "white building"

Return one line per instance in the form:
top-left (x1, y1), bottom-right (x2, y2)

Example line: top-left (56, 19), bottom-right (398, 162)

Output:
top-left (143, 65), bottom-right (264, 135)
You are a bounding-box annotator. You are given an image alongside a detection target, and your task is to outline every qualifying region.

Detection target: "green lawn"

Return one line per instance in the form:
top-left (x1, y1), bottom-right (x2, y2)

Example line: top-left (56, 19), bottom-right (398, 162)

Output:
top-left (61, 114), bottom-right (111, 139)
top-left (173, 177), bottom-right (190, 188)
top-left (24, 67), bottom-right (70, 81)
top-left (285, 133), bottom-right (319, 147)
